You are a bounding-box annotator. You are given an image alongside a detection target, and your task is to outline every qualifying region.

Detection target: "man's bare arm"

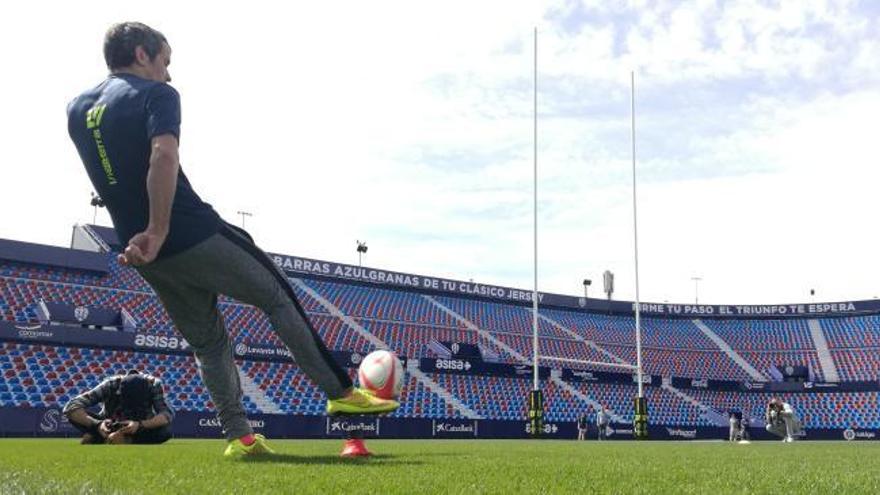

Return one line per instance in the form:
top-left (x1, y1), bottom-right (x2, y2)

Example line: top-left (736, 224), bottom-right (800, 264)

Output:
top-left (146, 134), bottom-right (179, 237)
top-left (119, 134), bottom-right (179, 266)
top-left (67, 408), bottom-right (100, 429)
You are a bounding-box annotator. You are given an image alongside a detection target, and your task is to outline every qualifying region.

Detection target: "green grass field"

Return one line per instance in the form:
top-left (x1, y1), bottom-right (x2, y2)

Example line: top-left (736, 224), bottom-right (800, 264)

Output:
top-left (1, 439), bottom-right (879, 494)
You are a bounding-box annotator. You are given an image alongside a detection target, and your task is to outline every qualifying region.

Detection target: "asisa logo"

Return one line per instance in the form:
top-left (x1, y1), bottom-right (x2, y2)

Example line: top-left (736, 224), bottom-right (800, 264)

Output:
top-left (134, 334), bottom-right (189, 351)
top-left (525, 423), bottom-right (559, 434)
top-left (435, 359), bottom-right (471, 371)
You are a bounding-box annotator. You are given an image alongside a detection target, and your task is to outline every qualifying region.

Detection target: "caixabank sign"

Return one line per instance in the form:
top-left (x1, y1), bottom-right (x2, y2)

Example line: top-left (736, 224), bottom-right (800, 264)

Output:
top-left (432, 419), bottom-right (478, 438)
top-left (325, 417), bottom-right (380, 437)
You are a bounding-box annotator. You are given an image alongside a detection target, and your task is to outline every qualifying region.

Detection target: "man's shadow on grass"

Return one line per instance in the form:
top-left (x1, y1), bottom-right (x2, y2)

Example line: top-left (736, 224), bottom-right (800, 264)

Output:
top-left (238, 453), bottom-right (423, 466)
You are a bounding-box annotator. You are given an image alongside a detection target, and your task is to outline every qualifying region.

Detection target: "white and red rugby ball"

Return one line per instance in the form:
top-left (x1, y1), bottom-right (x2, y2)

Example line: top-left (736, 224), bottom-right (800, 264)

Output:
top-left (357, 350), bottom-right (404, 399)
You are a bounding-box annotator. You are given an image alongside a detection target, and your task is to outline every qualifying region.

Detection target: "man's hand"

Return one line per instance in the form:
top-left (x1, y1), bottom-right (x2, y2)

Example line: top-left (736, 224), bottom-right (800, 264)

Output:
top-left (117, 420), bottom-right (141, 435)
top-left (98, 419), bottom-right (113, 439)
top-left (118, 231), bottom-right (167, 266)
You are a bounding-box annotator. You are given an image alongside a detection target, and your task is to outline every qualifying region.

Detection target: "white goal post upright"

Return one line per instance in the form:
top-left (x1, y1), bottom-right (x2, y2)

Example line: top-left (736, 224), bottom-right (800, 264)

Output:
top-left (527, 27), bottom-right (544, 438)
top-left (631, 70), bottom-right (644, 400)
top-left (532, 26), bottom-right (540, 394)
top-left (631, 70), bottom-right (649, 439)
top-left (529, 67), bottom-right (647, 439)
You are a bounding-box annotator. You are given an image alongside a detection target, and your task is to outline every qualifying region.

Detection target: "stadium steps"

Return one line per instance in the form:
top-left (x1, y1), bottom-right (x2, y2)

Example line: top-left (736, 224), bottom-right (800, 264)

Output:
top-left (539, 314), bottom-right (631, 367)
top-left (551, 374), bottom-right (626, 423)
top-left (421, 295), bottom-right (529, 363)
top-left (290, 278), bottom-right (390, 350)
top-left (692, 319), bottom-right (767, 381)
top-left (406, 360), bottom-right (480, 419)
top-left (237, 368), bottom-right (283, 414)
top-left (809, 319), bottom-right (840, 382)
top-left (660, 381), bottom-right (727, 426)
top-left (291, 278), bottom-right (481, 419)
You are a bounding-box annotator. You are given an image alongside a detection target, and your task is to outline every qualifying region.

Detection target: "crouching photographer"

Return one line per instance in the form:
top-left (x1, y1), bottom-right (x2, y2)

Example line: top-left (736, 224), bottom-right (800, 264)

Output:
top-left (63, 369), bottom-right (174, 445)
top-left (765, 397), bottom-right (802, 443)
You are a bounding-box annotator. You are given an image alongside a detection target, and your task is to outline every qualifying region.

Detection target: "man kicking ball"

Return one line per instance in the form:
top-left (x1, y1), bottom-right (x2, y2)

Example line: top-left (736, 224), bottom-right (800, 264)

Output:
top-left (67, 22), bottom-right (399, 457)
top-left (765, 398), bottom-right (802, 442)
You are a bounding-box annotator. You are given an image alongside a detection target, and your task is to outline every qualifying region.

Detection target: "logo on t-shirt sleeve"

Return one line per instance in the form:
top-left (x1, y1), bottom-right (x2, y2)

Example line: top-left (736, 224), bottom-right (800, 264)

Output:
top-left (85, 103), bottom-right (117, 186)
top-left (86, 104), bottom-right (107, 129)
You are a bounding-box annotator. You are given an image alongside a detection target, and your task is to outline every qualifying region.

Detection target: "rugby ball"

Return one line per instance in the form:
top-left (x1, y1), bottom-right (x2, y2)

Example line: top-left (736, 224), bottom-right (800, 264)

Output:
top-left (358, 350), bottom-right (404, 399)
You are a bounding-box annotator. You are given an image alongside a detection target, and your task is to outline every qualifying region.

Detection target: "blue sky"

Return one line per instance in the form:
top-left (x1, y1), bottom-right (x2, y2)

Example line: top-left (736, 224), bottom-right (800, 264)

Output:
top-left (0, 0), bottom-right (878, 305)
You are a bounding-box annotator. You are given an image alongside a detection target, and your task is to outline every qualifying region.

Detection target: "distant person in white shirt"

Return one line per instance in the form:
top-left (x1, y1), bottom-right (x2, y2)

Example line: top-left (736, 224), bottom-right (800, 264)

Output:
top-left (765, 398), bottom-right (802, 442)
top-left (729, 412), bottom-right (740, 442)
top-left (596, 406), bottom-right (610, 441)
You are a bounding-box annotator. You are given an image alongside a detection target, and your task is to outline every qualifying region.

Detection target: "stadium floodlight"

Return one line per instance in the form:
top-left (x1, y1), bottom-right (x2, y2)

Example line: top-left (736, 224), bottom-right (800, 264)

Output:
top-left (89, 192), bottom-right (104, 224)
top-left (583, 279), bottom-right (591, 299)
top-left (236, 210), bottom-right (253, 229)
top-left (603, 270), bottom-right (614, 300)
top-left (356, 241), bottom-right (368, 267)
top-left (691, 276), bottom-right (702, 305)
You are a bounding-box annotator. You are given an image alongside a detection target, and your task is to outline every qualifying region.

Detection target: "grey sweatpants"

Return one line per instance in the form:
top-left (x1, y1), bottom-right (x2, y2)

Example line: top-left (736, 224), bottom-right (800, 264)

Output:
top-left (766, 412), bottom-right (802, 439)
top-left (137, 224), bottom-right (352, 439)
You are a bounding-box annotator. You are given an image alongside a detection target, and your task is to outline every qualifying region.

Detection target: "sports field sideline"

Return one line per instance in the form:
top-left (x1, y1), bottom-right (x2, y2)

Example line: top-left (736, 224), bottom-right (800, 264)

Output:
top-left (1, 439), bottom-right (879, 494)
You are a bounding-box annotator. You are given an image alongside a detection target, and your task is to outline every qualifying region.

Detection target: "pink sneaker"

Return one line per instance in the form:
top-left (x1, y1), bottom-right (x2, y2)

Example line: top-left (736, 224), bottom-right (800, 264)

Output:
top-left (340, 438), bottom-right (372, 458)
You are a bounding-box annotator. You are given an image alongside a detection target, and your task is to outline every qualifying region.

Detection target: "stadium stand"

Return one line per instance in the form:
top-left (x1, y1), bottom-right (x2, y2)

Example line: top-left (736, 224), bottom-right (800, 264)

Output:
top-left (0, 341), bottom-right (213, 413)
top-left (4, 243), bottom-right (880, 434)
top-left (699, 319), bottom-right (824, 380)
top-left (687, 388), bottom-right (880, 429)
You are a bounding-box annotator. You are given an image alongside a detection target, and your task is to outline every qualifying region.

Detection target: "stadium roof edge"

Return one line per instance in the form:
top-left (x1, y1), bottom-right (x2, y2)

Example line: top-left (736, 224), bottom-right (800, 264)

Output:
top-left (0, 237), bottom-right (107, 274)
top-left (4, 230), bottom-right (879, 320)
top-left (268, 252), bottom-right (880, 320)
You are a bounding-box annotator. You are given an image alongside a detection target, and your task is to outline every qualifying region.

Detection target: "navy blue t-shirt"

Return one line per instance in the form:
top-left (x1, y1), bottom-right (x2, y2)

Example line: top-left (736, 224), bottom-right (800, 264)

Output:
top-left (67, 73), bottom-right (220, 259)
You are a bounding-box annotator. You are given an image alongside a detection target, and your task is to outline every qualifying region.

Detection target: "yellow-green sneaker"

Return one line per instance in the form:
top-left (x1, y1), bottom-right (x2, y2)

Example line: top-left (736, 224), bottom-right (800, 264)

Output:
top-left (223, 434), bottom-right (276, 458)
top-left (326, 388), bottom-right (400, 415)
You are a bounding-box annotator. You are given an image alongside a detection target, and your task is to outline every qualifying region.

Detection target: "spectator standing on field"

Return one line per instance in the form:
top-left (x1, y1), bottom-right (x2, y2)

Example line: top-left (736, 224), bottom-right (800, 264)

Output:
top-left (597, 406), bottom-right (610, 441)
top-left (739, 412), bottom-right (751, 441)
top-left (577, 412), bottom-right (588, 441)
